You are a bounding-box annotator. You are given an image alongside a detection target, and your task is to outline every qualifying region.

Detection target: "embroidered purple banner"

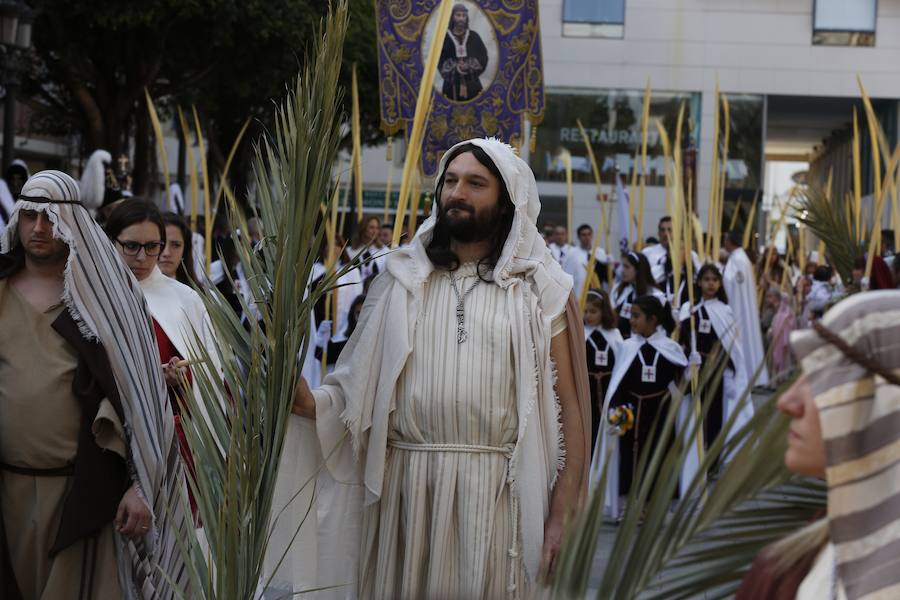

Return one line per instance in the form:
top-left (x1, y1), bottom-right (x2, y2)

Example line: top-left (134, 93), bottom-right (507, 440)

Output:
top-left (377, 0), bottom-right (545, 176)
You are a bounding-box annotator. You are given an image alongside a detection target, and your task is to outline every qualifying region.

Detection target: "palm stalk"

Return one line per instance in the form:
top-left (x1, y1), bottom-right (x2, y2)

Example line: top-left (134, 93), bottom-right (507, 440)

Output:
top-left (169, 4), bottom-right (351, 597)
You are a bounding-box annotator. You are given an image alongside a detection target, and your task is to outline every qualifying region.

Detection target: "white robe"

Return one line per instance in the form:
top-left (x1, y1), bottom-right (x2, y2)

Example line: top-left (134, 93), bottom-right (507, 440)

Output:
top-left (138, 266), bottom-right (222, 427)
top-left (678, 299), bottom-right (754, 453)
top-left (722, 247), bottom-right (769, 386)
top-left (562, 245), bottom-right (608, 298)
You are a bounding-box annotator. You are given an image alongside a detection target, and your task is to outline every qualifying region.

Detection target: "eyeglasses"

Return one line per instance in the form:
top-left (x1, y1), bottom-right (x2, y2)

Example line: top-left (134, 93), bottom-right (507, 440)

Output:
top-left (116, 239), bottom-right (163, 257)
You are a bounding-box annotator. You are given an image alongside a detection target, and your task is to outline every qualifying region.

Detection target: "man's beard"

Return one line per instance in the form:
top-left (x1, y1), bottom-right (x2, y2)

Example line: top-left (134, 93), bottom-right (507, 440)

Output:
top-left (439, 200), bottom-right (503, 243)
top-left (452, 19), bottom-right (468, 37)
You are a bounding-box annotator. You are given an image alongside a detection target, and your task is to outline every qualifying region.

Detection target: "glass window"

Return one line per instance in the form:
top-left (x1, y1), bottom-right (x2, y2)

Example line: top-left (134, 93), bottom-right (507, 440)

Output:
top-left (563, 0), bottom-right (625, 38)
top-left (564, 0), bottom-right (625, 24)
top-left (813, 0), bottom-right (876, 46)
top-left (530, 88), bottom-right (701, 187)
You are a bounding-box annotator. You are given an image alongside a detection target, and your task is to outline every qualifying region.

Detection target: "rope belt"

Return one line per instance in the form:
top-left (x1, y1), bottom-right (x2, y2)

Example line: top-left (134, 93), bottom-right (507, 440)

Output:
top-left (0, 462), bottom-right (74, 477)
top-left (388, 440), bottom-right (521, 595)
top-left (627, 389), bottom-right (668, 402)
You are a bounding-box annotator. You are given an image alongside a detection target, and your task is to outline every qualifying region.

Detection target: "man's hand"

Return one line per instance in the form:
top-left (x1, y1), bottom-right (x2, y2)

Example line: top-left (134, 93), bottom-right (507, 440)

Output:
top-left (540, 513), bottom-right (565, 580)
top-left (115, 484), bottom-right (152, 541)
top-left (162, 356), bottom-right (187, 388)
top-left (292, 376), bottom-right (316, 419)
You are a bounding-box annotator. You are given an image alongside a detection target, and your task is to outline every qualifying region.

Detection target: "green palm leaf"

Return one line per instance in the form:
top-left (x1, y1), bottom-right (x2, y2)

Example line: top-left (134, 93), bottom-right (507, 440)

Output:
top-left (552, 351), bottom-right (826, 600)
top-left (163, 4), bottom-right (352, 598)
top-left (793, 185), bottom-right (864, 285)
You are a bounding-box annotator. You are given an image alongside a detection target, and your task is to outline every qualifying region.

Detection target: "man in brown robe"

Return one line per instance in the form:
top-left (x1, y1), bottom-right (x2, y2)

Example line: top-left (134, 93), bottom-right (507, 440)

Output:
top-left (0, 171), bottom-right (163, 599)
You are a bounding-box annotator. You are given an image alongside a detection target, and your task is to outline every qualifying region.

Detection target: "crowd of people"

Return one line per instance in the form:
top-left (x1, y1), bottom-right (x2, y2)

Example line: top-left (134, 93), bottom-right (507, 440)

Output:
top-left (1, 138), bottom-right (899, 599)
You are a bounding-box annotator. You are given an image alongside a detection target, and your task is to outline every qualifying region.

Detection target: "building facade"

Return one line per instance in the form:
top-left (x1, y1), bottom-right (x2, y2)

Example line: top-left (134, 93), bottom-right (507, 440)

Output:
top-left (361, 0), bottom-right (899, 253)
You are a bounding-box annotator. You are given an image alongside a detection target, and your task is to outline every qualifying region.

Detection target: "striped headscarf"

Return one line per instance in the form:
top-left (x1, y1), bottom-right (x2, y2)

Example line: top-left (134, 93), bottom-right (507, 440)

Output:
top-left (790, 290), bottom-right (900, 600)
top-left (1, 171), bottom-right (189, 598)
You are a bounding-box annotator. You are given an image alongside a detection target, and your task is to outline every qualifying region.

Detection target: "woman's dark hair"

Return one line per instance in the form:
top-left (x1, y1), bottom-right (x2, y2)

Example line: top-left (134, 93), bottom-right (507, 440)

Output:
top-left (616, 251), bottom-right (655, 297)
top-left (426, 143), bottom-right (515, 281)
top-left (632, 294), bottom-right (674, 334)
top-left (105, 198), bottom-right (166, 246)
top-left (163, 212), bottom-right (196, 286)
top-left (585, 288), bottom-right (617, 330)
top-left (696, 263), bottom-right (728, 303)
top-left (345, 293), bottom-right (367, 337)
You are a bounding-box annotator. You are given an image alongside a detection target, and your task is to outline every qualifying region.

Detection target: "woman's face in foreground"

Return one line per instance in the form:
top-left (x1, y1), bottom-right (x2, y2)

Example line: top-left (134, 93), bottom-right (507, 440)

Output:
top-left (777, 374), bottom-right (826, 479)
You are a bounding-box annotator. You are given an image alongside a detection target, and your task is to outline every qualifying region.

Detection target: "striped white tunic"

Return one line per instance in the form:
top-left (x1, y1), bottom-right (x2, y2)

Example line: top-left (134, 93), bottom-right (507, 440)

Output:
top-left (359, 263), bottom-right (563, 599)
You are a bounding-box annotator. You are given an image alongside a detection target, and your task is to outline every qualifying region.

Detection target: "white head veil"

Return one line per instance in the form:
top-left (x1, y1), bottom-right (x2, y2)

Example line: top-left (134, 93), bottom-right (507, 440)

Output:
top-left (1, 171), bottom-right (189, 598)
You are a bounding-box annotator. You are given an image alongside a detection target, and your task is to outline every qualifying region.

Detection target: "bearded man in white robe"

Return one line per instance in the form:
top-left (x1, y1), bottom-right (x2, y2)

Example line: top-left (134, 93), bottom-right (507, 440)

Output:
top-left (722, 230), bottom-right (769, 387)
top-left (287, 138), bottom-right (591, 599)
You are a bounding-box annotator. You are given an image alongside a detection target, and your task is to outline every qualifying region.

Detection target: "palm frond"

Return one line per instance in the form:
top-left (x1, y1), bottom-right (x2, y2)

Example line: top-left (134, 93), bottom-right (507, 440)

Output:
top-left (551, 352), bottom-right (826, 600)
top-left (794, 184), bottom-right (863, 285)
top-left (168, 3), bottom-right (350, 597)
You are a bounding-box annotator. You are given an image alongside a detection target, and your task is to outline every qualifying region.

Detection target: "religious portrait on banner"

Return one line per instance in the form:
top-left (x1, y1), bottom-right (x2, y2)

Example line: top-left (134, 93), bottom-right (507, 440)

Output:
top-left (431, 2), bottom-right (498, 102)
top-left (377, 0), bottom-right (545, 175)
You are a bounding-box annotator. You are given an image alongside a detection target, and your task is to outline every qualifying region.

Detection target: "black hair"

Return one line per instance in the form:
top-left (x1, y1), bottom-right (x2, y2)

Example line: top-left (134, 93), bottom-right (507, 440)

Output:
top-left (105, 199), bottom-right (166, 246)
top-left (725, 230), bottom-right (742, 248)
top-left (645, 236), bottom-right (659, 245)
top-left (696, 263), bottom-right (728, 303)
top-left (632, 294), bottom-right (674, 334)
top-left (616, 251), bottom-right (655, 297)
top-left (426, 143), bottom-right (515, 280)
top-left (813, 264), bottom-right (833, 282)
top-left (576, 223), bottom-right (592, 236)
top-left (345, 293), bottom-right (367, 336)
top-left (658, 216), bottom-right (672, 226)
top-left (162, 212), bottom-right (196, 287)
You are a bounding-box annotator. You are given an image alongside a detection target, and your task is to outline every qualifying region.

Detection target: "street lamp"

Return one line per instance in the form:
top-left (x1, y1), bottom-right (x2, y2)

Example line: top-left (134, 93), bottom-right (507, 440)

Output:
top-left (0, 0), bottom-right (30, 172)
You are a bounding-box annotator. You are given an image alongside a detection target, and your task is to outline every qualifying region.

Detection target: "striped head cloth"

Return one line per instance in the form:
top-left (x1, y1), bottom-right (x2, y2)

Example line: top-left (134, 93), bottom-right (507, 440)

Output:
top-left (790, 290), bottom-right (900, 600)
top-left (1, 170), bottom-right (190, 598)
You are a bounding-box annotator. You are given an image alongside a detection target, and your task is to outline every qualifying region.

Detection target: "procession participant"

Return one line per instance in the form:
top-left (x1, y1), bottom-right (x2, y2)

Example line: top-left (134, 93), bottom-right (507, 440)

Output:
top-left (311, 234), bottom-right (364, 341)
top-left (678, 265), bottom-right (752, 457)
top-left (611, 251), bottom-right (666, 337)
top-left (562, 223), bottom-right (609, 296)
top-left (765, 289), bottom-right (796, 385)
top-left (549, 224), bottom-right (571, 263)
top-left (349, 215), bottom-right (385, 280)
top-left (591, 295), bottom-right (687, 519)
top-left (105, 199), bottom-right (220, 516)
top-left (722, 230), bottom-right (769, 386)
top-left (737, 290), bottom-right (900, 600)
top-left (291, 138), bottom-right (591, 598)
top-left (160, 212), bottom-right (197, 286)
top-left (0, 160), bottom-right (27, 232)
top-left (642, 216), bottom-right (671, 284)
top-left (583, 289), bottom-right (623, 453)
top-left (314, 293), bottom-right (365, 370)
top-left (0, 171), bottom-right (189, 598)
top-left (438, 3), bottom-right (489, 102)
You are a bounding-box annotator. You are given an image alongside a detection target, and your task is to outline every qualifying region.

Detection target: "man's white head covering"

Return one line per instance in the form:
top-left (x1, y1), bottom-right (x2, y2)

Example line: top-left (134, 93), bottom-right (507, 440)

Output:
top-left (1, 171), bottom-right (189, 598)
top-left (400, 137), bottom-right (572, 317)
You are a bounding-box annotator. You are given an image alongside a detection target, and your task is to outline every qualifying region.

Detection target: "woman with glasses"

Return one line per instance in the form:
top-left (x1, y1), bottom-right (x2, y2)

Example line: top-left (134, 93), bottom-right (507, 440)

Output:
top-left (105, 199), bottom-right (219, 520)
